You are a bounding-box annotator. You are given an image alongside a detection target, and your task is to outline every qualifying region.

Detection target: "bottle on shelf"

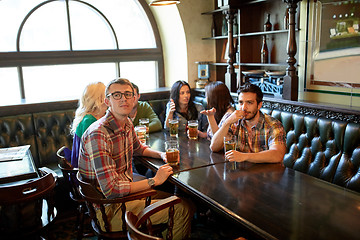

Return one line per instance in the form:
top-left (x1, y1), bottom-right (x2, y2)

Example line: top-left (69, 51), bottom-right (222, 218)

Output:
top-left (233, 14), bottom-right (238, 35)
top-left (273, 13), bottom-right (280, 30)
top-left (284, 8), bottom-right (289, 30)
top-left (261, 35), bottom-right (269, 64)
top-left (222, 16), bottom-right (228, 36)
top-left (211, 17), bottom-right (216, 37)
top-left (264, 14), bottom-right (272, 31)
top-left (236, 44), bottom-right (240, 64)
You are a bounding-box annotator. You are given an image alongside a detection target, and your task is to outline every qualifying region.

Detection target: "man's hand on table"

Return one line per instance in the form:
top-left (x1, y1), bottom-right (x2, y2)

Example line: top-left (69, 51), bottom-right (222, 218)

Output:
top-left (153, 164), bottom-right (173, 186)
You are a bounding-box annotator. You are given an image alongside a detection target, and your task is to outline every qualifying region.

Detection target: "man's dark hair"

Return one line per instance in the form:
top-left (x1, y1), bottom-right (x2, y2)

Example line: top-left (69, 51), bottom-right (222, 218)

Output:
top-left (131, 82), bottom-right (139, 95)
top-left (105, 78), bottom-right (134, 96)
top-left (238, 84), bottom-right (263, 104)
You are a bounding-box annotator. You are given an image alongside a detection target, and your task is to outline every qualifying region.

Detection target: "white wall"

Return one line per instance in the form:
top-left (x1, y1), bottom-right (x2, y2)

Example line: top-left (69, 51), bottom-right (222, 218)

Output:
top-left (148, 0), bottom-right (215, 88)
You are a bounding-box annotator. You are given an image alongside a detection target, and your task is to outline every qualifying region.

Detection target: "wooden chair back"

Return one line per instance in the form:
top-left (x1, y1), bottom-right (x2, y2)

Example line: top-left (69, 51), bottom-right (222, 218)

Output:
top-left (125, 196), bottom-right (182, 240)
top-left (76, 171), bottom-right (157, 239)
top-left (0, 172), bottom-right (56, 238)
top-left (57, 145), bottom-right (90, 240)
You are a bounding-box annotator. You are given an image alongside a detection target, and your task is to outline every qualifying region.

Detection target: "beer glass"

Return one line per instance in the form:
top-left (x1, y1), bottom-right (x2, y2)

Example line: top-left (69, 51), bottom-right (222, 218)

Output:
top-left (139, 118), bottom-right (149, 136)
top-left (188, 120), bottom-right (198, 140)
top-left (169, 119), bottom-right (179, 138)
top-left (165, 140), bottom-right (180, 166)
top-left (224, 135), bottom-right (237, 152)
top-left (135, 125), bottom-right (147, 144)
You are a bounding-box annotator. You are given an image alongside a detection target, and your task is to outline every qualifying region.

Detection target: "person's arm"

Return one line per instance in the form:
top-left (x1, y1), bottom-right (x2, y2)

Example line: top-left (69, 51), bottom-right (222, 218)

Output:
top-left (195, 103), bottom-right (208, 138)
top-left (142, 147), bottom-right (166, 160)
top-left (129, 146), bottom-right (171, 193)
top-left (201, 108), bottom-right (219, 136)
top-left (164, 99), bottom-right (176, 129)
top-left (224, 144), bottom-right (286, 163)
top-left (210, 110), bottom-right (244, 152)
top-left (129, 164), bottom-right (173, 192)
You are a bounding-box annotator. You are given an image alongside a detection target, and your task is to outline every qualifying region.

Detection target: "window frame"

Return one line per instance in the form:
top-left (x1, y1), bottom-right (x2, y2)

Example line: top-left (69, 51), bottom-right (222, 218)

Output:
top-left (0, 0), bottom-right (164, 100)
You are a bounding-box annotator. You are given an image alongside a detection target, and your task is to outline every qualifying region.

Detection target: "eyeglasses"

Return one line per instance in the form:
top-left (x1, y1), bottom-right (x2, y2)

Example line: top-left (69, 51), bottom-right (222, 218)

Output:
top-left (107, 91), bottom-right (134, 100)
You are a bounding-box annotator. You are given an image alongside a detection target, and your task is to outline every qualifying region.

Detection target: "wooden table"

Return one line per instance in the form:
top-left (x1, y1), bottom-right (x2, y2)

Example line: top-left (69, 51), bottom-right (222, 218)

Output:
top-left (0, 145), bottom-right (39, 186)
top-left (136, 131), bottom-right (360, 240)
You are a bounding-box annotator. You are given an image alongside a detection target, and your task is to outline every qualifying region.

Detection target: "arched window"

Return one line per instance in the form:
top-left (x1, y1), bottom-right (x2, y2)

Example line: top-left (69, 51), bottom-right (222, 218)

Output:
top-left (0, 0), bottom-right (163, 105)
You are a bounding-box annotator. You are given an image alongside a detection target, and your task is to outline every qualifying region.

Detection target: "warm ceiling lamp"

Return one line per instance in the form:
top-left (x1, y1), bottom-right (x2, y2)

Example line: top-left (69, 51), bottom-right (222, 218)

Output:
top-left (149, 0), bottom-right (180, 6)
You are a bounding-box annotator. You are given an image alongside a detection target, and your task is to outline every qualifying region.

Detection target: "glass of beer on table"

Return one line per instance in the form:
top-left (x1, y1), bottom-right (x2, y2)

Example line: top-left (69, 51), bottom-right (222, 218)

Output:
top-left (187, 120), bottom-right (198, 140)
top-left (224, 135), bottom-right (237, 152)
top-left (169, 119), bottom-right (179, 138)
top-left (165, 140), bottom-right (180, 166)
top-left (135, 125), bottom-right (147, 144)
top-left (139, 118), bottom-right (149, 136)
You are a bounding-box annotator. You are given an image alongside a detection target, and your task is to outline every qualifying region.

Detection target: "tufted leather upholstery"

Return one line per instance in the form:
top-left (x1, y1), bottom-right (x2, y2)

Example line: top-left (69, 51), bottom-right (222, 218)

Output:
top-left (0, 114), bottom-right (38, 164)
top-left (148, 99), bottom-right (168, 126)
top-left (0, 110), bottom-right (74, 175)
top-left (260, 107), bottom-right (360, 193)
top-left (32, 110), bottom-right (75, 172)
top-left (332, 123), bottom-right (360, 191)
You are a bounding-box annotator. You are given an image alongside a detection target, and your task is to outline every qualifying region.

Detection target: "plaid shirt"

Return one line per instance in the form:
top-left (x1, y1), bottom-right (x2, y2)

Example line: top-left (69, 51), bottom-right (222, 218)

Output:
top-left (78, 110), bottom-right (147, 199)
top-left (230, 111), bottom-right (286, 153)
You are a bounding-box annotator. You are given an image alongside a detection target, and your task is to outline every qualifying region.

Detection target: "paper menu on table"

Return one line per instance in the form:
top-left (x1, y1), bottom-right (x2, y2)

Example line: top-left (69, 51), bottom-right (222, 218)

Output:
top-left (0, 145), bottom-right (30, 162)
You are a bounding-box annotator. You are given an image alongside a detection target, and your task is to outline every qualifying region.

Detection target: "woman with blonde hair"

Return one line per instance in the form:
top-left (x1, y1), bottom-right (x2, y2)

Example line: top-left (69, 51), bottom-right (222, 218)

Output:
top-left (70, 82), bottom-right (107, 167)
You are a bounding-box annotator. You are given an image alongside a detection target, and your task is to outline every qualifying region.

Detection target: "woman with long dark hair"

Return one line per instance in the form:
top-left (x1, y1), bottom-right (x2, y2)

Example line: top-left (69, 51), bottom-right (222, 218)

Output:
top-left (201, 81), bottom-right (235, 139)
top-left (164, 80), bottom-right (208, 138)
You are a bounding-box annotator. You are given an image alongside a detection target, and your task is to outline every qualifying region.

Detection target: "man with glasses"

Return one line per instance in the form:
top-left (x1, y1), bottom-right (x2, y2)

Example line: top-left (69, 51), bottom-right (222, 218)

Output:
top-left (78, 78), bottom-right (194, 239)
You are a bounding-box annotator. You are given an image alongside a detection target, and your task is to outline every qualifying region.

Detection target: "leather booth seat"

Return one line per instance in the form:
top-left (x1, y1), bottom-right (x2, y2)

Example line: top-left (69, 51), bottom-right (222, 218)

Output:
top-left (0, 110), bottom-right (75, 176)
top-left (262, 108), bottom-right (360, 193)
top-left (0, 114), bottom-right (37, 156)
top-left (33, 110), bottom-right (75, 173)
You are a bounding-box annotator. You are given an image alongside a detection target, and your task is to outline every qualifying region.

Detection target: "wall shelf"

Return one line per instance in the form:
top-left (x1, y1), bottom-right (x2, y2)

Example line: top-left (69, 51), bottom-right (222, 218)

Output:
top-left (201, 0), bottom-right (300, 99)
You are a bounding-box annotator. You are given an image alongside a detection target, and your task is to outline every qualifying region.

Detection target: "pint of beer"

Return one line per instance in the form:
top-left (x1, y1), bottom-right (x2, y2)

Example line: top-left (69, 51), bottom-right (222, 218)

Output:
top-left (169, 119), bottom-right (179, 137)
top-left (135, 125), bottom-right (147, 144)
top-left (188, 120), bottom-right (198, 140)
top-left (165, 140), bottom-right (180, 166)
top-left (224, 135), bottom-right (237, 152)
top-left (139, 118), bottom-right (149, 136)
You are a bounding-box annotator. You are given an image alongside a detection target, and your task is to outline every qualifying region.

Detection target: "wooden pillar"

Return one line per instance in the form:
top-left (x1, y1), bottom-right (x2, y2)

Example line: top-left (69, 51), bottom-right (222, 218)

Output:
top-left (224, 9), bottom-right (237, 93)
top-left (283, 0), bottom-right (301, 101)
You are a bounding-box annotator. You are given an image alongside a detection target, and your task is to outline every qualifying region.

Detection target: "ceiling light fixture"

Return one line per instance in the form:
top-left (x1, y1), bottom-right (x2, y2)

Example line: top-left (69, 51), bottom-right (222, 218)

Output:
top-left (149, 0), bottom-right (180, 6)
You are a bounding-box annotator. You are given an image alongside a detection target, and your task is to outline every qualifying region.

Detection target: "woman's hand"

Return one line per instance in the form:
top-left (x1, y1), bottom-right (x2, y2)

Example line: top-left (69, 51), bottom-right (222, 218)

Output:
top-left (169, 99), bottom-right (176, 113)
top-left (200, 107), bottom-right (216, 116)
top-left (198, 131), bottom-right (208, 138)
